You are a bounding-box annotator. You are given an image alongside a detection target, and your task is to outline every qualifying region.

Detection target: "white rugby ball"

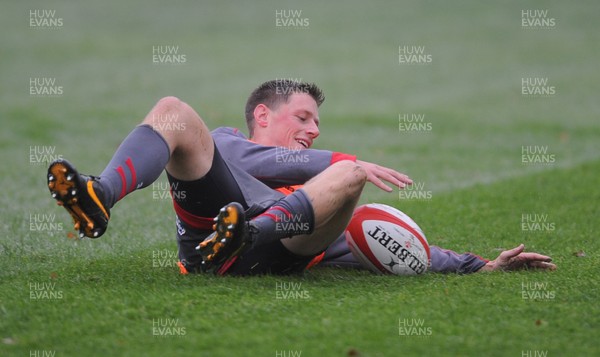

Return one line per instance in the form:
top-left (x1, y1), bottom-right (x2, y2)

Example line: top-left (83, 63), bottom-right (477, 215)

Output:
top-left (345, 203), bottom-right (430, 275)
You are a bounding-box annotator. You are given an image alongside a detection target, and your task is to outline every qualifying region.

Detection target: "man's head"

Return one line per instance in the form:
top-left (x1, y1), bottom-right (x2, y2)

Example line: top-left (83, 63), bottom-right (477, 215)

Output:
top-left (245, 79), bottom-right (325, 149)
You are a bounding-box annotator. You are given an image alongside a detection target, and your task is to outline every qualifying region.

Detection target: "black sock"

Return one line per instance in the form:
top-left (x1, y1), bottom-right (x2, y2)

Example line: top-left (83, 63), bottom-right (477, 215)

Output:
top-left (249, 189), bottom-right (315, 246)
top-left (99, 125), bottom-right (170, 207)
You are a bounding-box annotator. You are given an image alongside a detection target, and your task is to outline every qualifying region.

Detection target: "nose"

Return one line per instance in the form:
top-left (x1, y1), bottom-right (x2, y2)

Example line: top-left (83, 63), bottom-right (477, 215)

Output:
top-left (307, 120), bottom-right (320, 139)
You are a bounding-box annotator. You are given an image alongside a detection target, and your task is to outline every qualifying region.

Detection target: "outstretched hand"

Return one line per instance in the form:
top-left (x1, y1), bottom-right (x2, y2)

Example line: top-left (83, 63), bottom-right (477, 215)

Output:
top-left (356, 160), bottom-right (413, 192)
top-left (479, 244), bottom-right (556, 272)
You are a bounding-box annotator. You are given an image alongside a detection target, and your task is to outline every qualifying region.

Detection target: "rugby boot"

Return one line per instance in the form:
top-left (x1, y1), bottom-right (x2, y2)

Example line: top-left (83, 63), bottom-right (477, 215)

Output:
top-left (47, 159), bottom-right (110, 238)
top-left (196, 202), bottom-right (252, 275)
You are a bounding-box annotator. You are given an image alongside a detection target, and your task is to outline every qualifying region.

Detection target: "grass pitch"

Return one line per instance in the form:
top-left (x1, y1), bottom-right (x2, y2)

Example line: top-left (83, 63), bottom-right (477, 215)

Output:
top-left (1, 1), bottom-right (599, 356)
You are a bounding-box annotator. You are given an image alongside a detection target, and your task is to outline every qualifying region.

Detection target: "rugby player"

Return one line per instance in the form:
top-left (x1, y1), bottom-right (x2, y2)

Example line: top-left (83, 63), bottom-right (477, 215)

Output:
top-left (47, 80), bottom-right (556, 275)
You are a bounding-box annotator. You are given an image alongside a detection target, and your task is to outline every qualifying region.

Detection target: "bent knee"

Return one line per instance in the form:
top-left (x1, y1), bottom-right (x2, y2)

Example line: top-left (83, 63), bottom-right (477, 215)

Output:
top-left (155, 96), bottom-right (183, 111)
top-left (329, 160), bottom-right (367, 189)
top-left (143, 96), bottom-right (197, 128)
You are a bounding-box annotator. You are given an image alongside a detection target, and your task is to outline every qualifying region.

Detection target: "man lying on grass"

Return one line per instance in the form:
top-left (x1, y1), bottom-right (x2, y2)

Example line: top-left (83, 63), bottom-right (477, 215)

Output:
top-left (47, 79), bottom-right (556, 275)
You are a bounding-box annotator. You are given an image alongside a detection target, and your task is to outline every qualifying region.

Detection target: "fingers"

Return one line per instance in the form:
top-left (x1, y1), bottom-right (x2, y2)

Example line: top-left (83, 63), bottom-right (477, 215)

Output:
top-left (377, 170), bottom-right (407, 189)
top-left (483, 244), bottom-right (556, 272)
top-left (367, 165), bottom-right (412, 190)
top-left (528, 261), bottom-right (557, 271)
top-left (368, 174), bottom-right (394, 192)
top-left (381, 165), bottom-right (412, 185)
top-left (517, 252), bottom-right (552, 262)
top-left (357, 160), bottom-right (412, 192)
top-left (385, 167), bottom-right (412, 186)
top-left (499, 244), bottom-right (525, 261)
top-left (502, 246), bottom-right (556, 271)
top-left (517, 252), bottom-right (555, 271)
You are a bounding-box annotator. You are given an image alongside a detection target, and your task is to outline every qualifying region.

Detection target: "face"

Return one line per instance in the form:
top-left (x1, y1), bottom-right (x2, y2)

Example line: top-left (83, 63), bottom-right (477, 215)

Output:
top-left (253, 93), bottom-right (320, 149)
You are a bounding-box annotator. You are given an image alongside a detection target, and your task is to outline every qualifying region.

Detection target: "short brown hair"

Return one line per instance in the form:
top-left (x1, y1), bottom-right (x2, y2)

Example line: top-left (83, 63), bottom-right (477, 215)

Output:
top-left (245, 79), bottom-right (325, 136)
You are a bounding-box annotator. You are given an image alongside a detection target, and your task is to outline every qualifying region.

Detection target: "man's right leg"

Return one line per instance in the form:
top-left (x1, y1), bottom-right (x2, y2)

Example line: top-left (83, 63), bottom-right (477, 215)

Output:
top-left (280, 161), bottom-right (367, 255)
top-left (220, 160), bottom-right (367, 275)
top-left (48, 96), bottom-right (215, 238)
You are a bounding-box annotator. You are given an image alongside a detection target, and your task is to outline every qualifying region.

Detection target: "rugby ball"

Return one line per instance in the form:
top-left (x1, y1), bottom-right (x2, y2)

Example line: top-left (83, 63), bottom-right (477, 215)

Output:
top-left (345, 204), bottom-right (430, 275)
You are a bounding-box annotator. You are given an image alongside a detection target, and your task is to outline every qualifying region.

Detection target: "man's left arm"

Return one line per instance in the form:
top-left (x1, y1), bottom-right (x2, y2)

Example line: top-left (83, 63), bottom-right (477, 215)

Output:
top-left (477, 244), bottom-right (556, 272)
top-left (431, 244), bottom-right (556, 273)
top-left (429, 246), bottom-right (488, 274)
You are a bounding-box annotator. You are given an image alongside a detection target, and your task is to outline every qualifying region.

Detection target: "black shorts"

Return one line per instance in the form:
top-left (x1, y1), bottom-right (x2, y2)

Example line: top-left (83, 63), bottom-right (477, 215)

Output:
top-left (167, 144), bottom-right (315, 275)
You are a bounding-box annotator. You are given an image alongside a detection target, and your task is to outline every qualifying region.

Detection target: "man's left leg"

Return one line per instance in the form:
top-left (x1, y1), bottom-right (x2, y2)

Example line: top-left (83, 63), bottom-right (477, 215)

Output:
top-left (47, 96), bottom-right (215, 238)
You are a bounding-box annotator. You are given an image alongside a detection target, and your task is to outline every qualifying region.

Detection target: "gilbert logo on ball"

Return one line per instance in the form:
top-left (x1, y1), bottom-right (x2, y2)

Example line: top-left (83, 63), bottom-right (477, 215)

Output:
top-left (345, 204), bottom-right (430, 275)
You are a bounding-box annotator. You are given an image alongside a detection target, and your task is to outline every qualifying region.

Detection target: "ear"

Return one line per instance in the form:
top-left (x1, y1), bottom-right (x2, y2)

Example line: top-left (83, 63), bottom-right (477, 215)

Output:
top-left (253, 104), bottom-right (270, 128)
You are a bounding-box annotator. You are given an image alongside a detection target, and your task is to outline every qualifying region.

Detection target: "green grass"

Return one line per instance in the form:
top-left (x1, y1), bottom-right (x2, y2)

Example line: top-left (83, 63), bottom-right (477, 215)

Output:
top-left (1, 0), bottom-right (599, 356)
top-left (1, 162), bottom-right (598, 356)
